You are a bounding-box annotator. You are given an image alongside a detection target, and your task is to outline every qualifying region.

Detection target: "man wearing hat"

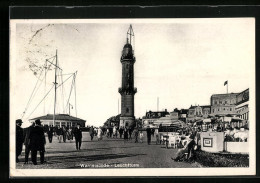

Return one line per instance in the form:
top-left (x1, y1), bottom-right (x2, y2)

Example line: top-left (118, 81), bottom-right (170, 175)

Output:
top-left (23, 121), bottom-right (35, 164)
top-left (29, 119), bottom-right (46, 165)
top-left (73, 123), bottom-right (82, 150)
top-left (16, 119), bottom-right (24, 163)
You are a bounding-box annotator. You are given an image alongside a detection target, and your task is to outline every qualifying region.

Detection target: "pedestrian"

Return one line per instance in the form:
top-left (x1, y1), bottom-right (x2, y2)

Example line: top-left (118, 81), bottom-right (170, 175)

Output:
top-left (73, 123), bottom-right (82, 150)
top-left (133, 128), bottom-right (139, 143)
top-left (119, 127), bottom-right (123, 138)
top-left (47, 125), bottom-right (53, 143)
top-left (124, 127), bottom-right (128, 142)
top-left (151, 128), bottom-right (155, 137)
top-left (146, 126), bottom-right (152, 145)
top-left (29, 119), bottom-right (46, 165)
top-left (139, 130), bottom-right (144, 143)
top-left (113, 126), bottom-right (117, 138)
top-left (155, 128), bottom-right (160, 145)
top-left (67, 126), bottom-right (73, 143)
top-left (16, 119), bottom-right (24, 163)
top-left (23, 122), bottom-right (35, 164)
top-left (115, 128), bottom-right (118, 138)
top-left (106, 128), bottom-right (110, 138)
top-left (94, 128), bottom-right (98, 136)
top-left (109, 127), bottom-right (113, 138)
top-left (56, 126), bottom-right (63, 143)
top-left (97, 127), bottom-right (102, 141)
top-left (128, 128), bottom-right (133, 140)
top-left (62, 126), bottom-right (67, 143)
top-left (89, 126), bottom-right (94, 141)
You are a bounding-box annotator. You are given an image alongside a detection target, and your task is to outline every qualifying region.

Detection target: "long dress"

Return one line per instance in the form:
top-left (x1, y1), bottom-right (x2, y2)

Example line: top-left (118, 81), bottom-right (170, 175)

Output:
top-left (97, 128), bottom-right (102, 140)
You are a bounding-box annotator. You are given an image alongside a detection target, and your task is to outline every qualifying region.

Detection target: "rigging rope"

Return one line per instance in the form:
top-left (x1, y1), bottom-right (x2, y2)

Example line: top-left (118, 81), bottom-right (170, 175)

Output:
top-left (22, 56), bottom-right (55, 119)
top-left (26, 84), bottom-right (55, 120)
top-left (61, 70), bottom-right (65, 114)
top-left (74, 72), bottom-right (78, 118)
top-left (65, 74), bottom-right (75, 114)
top-left (21, 64), bottom-right (45, 119)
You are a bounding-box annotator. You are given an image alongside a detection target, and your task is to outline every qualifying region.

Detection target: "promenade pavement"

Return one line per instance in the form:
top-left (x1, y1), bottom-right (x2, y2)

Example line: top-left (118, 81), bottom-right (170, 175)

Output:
top-left (16, 132), bottom-right (201, 169)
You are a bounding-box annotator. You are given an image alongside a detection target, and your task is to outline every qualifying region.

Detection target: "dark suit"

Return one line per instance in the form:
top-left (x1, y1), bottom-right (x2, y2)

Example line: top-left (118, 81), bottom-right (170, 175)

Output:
top-left (29, 125), bottom-right (46, 164)
top-left (74, 127), bottom-right (82, 150)
top-left (89, 127), bottom-right (94, 140)
top-left (16, 125), bottom-right (24, 162)
top-left (23, 125), bottom-right (34, 163)
top-left (146, 128), bottom-right (152, 145)
top-left (47, 127), bottom-right (53, 143)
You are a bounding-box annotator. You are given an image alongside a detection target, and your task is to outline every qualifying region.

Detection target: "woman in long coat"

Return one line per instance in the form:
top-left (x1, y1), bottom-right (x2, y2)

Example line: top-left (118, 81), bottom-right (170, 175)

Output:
top-left (97, 127), bottom-right (102, 141)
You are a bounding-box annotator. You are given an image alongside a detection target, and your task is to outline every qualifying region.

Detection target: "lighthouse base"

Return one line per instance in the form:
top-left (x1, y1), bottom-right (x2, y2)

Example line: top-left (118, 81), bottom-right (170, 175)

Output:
top-left (120, 116), bottom-right (135, 128)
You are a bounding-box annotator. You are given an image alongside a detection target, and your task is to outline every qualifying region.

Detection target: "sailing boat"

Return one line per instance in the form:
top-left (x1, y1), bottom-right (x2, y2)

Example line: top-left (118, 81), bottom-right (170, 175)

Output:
top-left (21, 50), bottom-right (86, 127)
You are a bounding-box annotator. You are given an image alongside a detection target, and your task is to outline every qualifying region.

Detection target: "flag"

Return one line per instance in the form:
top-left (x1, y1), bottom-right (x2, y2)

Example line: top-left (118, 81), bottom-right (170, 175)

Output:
top-left (224, 80), bottom-right (228, 86)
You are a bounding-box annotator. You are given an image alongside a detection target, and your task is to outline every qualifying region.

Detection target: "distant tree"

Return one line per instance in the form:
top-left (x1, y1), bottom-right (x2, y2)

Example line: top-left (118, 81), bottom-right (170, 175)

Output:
top-left (103, 114), bottom-right (121, 128)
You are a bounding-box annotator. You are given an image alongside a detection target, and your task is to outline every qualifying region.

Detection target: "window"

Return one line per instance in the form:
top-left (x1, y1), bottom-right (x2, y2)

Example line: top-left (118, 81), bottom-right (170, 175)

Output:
top-left (230, 108), bottom-right (232, 111)
top-left (212, 109), bottom-right (215, 113)
top-left (126, 108), bottom-right (129, 113)
top-left (214, 101), bottom-right (217, 105)
top-left (220, 101), bottom-right (222, 104)
top-left (218, 108), bottom-right (219, 111)
top-left (223, 108), bottom-right (225, 111)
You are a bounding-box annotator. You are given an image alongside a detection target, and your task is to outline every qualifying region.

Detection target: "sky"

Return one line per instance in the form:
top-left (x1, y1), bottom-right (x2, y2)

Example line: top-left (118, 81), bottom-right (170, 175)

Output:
top-left (10, 18), bottom-right (255, 127)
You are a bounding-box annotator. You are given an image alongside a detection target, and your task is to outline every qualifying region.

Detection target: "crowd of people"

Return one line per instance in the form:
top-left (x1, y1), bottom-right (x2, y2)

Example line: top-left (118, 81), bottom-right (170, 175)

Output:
top-left (16, 119), bottom-right (201, 166)
top-left (16, 119), bottom-right (83, 165)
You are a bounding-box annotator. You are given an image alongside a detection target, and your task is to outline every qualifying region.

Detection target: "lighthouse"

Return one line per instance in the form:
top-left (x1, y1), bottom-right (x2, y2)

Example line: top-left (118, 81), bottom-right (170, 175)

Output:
top-left (118, 25), bottom-right (137, 128)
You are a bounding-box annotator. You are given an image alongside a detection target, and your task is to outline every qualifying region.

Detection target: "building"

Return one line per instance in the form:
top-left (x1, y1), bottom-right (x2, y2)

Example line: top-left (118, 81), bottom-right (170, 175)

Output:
top-left (179, 109), bottom-right (189, 122)
top-left (118, 25), bottom-right (137, 128)
top-left (210, 89), bottom-right (249, 119)
top-left (142, 109), bottom-right (169, 127)
top-left (210, 93), bottom-right (238, 115)
top-left (235, 88), bottom-right (249, 120)
top-left (186, 105), bottom-right (211, 122)
top-left (142, 109), bottom-right (184, 128)
top-left (30, 114), bottom-right (86, 127)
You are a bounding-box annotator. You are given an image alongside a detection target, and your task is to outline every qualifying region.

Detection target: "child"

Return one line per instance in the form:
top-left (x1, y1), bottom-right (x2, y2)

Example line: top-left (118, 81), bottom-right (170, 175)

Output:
top-left (139, 131), bottom-right (144, 143)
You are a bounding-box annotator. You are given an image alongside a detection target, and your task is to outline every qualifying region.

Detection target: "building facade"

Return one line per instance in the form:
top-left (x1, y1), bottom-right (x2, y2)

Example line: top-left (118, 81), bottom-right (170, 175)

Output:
top-left (235, 88), bottom-right (249, 120)
top-left (210, 89), bottom-right (249, 119)
top-left (210, 93), bottom-right (238, 115)
top-left (119, 25), bottom-right (137, 128)
top-left (186, 105), bottom-right (211, 122)
top-left (142, 109), bottom-right (169, 127)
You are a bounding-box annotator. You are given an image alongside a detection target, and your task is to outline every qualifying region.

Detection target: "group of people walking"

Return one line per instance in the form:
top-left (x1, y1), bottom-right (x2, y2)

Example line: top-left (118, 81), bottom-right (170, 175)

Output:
top-left (16, 119), bottom-right (197, 166)
top-left (16, 119), bottom-right (46, 165)
top-left (16, 119), bottom-right (83, 165)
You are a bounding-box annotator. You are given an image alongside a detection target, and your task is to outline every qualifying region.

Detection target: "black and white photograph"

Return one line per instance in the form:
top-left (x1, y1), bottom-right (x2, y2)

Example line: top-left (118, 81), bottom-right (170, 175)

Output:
top-left (10, 18), bottom-right (255, 176)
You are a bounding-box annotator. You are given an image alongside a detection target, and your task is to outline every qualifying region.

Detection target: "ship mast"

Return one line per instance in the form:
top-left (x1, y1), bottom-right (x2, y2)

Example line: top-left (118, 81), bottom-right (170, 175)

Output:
top-left (53, 49), bottom-right (58, 126)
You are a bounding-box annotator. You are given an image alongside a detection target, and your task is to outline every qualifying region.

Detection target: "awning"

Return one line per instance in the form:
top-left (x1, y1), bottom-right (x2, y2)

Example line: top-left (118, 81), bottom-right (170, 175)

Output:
top-left (203, 118), bottom-right (211, 123)
top-left (231, 117), bottom-right (243, 122)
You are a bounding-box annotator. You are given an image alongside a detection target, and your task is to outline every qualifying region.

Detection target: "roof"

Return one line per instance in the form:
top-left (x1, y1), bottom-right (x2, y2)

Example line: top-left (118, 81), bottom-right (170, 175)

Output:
top-left (211, 93), bottom-right (238, 97)
top-left (189, 106), bottom-right (197, 109)
top-left (200, 105), bottom-right (211, 109)
top-left (180, 109), bottom-right (188, 114)
top-left (30, 114), bottom-right (86, 122)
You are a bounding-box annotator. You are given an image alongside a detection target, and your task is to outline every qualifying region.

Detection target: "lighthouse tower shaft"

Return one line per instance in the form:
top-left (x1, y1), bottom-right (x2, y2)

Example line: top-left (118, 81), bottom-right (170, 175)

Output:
top-left (118, 25), bottom-right (137, 128)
